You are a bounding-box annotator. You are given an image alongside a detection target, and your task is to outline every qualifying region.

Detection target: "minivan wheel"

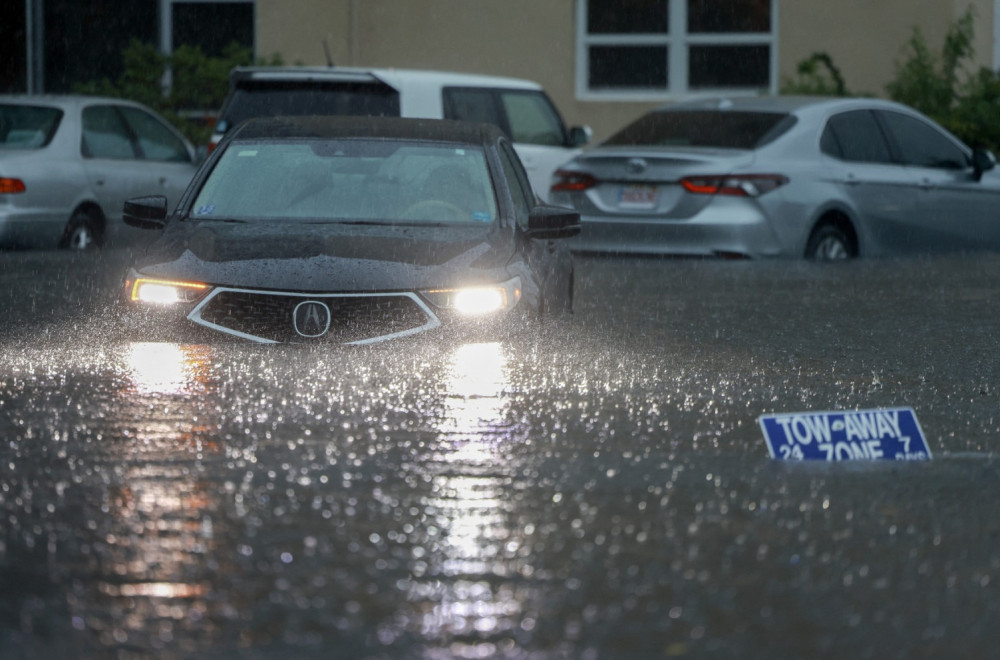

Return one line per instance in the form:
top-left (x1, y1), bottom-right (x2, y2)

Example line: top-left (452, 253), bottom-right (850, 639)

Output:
top-left (806, 224), bottom-right (855, 261)
top-left (62, 210), bottom-right (101, 251)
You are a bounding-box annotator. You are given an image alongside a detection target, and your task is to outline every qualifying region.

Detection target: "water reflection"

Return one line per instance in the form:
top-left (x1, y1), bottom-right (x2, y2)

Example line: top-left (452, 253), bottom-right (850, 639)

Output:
top-left (411, 342), bottom-right (527, 652)
top-left (74, 342), bottom-right (225, 651)
top-left (125, 342), bottom-right (215, 396)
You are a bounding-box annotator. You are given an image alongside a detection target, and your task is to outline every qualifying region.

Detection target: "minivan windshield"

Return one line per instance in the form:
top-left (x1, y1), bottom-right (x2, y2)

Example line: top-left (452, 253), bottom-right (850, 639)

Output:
top-left (191, 138), bottom-right (498, 224)
top-left (604, 110), bottom-right (794, 149)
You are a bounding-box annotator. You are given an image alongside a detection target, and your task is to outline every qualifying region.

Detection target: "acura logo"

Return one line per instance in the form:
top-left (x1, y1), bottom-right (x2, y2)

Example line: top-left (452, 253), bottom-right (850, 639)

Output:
top-left (293, 300), bottom-right (331, 338)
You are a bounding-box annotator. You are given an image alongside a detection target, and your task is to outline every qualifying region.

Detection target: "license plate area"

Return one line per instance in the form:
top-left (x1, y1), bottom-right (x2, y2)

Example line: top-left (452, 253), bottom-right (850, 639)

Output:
top-left (617, 184), bottom-right (658, 209)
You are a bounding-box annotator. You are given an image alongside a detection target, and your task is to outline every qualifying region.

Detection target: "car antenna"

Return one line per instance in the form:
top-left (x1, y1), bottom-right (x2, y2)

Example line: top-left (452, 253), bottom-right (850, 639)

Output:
top-left (323, 39), bottom-right (334, 67)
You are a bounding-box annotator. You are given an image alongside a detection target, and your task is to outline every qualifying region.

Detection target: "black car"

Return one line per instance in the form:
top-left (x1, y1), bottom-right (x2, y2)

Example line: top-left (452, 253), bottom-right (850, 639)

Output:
top-left (119, 116), bottom-right (579, 344)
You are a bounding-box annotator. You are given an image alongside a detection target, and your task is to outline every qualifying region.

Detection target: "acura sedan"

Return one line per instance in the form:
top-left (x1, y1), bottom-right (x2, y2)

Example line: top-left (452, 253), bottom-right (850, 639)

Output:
top-left (119, 116), bottom-right (579, 344)
top-left (550, 96), bottom-right (1000, 260)
top-left (0, 95), bottom-right (198, 250)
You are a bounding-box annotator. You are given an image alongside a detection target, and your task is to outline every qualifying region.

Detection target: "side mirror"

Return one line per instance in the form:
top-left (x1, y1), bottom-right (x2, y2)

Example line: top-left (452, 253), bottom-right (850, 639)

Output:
top-left (526, 205), bottom-right (581, 239)
top-left (972, 148), bottom-right (996, 181)
top-left (567, 125), bottom-right (592, 148)
top-left (123, 195), bottom-right (168, 230)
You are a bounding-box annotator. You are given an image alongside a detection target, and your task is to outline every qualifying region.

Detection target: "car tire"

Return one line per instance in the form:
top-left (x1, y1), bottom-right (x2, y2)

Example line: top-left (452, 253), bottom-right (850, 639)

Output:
top-left (61, 210), bottom-right (101, 251)
top-left (806, 224), bottom-right (855, 261)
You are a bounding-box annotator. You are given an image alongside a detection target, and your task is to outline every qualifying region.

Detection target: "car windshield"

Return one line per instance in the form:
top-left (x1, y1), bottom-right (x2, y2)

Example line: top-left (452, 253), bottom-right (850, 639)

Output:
top-left (191, 138), bottom-right (498, 224)
top-left (0, 104), bottom-right (63, 149)
top-left (604, 109), bottom-right (793, 149)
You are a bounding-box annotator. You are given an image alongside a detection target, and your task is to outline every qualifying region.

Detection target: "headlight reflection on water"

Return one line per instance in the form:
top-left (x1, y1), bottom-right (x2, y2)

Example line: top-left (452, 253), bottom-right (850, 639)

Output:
top-left (125, 342), bottom-right (214, 396)
top-left (411, 342), bottom-right (529, 649)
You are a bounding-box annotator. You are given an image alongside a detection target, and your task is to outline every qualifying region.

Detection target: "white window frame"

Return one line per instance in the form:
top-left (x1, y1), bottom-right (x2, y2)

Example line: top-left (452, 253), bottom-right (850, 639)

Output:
top-left (575, 0), bottom-right (779, 101)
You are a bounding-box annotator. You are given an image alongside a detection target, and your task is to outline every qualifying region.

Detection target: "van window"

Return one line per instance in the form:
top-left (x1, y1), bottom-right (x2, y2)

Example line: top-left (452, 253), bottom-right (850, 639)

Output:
top-left (216, 81), bottom-right (401, 133)
top-left (443, 88), bottom-right (568, 147)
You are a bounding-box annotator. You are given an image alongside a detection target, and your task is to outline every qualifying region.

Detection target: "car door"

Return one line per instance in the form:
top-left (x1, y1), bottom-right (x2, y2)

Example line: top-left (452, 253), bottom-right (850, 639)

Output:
top-left (498, 140), bottom-right (569, 311)
top-left (820, 109), bottom-right (919, 255)
top-left (875, 109), bottom-right (1000, 252)
top-left (80, 104), bottom-right (152, 239)
top-left (117, 104), bottom-right (196, 206)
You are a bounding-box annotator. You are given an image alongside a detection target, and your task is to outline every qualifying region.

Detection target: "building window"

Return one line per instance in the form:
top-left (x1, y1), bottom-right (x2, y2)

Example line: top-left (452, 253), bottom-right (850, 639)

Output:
top-left (576, 0), bottom-right (777, 100)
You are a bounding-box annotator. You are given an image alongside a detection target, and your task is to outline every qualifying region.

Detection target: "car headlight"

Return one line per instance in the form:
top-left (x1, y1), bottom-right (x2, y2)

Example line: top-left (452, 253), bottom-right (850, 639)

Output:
top-left (125, 270), bottom-right (210, 305)
top-left (422, 277), bottom-right (522, 316)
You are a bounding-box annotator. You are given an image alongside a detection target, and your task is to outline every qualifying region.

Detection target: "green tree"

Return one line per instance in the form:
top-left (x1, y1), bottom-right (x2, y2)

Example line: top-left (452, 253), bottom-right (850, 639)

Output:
top-left (780, 52), bottom-right (850, 96)
top-left (75, 39), bottom-right (281, 146)
top-left (885, 6), bottom-right (1000, 152)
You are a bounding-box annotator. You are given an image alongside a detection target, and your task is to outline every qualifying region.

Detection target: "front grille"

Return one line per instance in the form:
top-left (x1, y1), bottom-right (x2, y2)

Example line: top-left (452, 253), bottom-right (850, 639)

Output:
top-left (190, 288), bottom-right (439, 344)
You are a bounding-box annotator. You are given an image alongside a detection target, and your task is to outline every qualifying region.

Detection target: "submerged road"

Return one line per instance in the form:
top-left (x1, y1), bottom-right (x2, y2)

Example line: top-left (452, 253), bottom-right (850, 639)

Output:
top-left (2, 248), bottom-right (1000, 658)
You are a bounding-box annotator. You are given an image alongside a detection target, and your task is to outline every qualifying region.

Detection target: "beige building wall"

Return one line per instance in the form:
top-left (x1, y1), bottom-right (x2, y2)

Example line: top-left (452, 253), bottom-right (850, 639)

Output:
top-left (780, 0), bottom-right (995, 97)
top-left (257, 0), bottom-right (998, 142)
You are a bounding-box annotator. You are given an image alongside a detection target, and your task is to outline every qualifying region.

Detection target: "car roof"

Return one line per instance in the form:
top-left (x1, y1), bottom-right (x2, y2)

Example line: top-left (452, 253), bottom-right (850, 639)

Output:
top-left (0, 94), bottom-right (151, 109)
top-left (654, 95), bottom-right (914, 115)
top-left (231, 115), bottom-right (506, 145)
top-left (229, 66), bottom-right (543, 92)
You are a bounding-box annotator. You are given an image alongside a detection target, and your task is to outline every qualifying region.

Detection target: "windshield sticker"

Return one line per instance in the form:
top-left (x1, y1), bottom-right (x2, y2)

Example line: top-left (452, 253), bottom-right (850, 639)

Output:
top-left (759, 407), bottom-right (931, 461)
top-left (473, 212), bottom-right (491, 222)
top-left (195, 204), bottom-right (216, 216)
top-left (237, 150), bottom-right (258, 157)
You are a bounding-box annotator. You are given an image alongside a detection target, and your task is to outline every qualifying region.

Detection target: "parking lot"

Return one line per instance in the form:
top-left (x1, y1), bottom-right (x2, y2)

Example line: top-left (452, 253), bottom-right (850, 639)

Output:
top-left (2, 248), bottom-right (1000, 657)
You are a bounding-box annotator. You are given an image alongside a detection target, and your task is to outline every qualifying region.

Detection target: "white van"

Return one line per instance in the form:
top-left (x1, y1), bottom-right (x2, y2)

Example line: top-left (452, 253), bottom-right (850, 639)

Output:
top-left (209, 66), bottom-right (591, 201)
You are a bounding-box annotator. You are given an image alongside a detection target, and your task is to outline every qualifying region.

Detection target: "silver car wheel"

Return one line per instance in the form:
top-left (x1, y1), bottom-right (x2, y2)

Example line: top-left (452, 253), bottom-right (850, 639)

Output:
top-left (62, 211), bottom-right (100, 251)
top-left (814, 236), bottom-right (849, 260)
top-left (806, 224), bottom-right (856, 261)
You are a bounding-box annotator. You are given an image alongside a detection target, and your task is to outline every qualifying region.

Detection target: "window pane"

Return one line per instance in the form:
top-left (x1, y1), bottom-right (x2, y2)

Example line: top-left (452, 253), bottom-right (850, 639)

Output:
top-left (443, 89), bottom-right (503, 126)
top-left (588, 0), bottom-right (668, 34)
top-left (688, 0), bottom-right (771, 33)
top-left (589, 46), bottom-right (668, 89)
top-left (878, 111), bottom-right (969, 169)
top-left (822, 111), bottom-right (893, 164)
top-left (605, 110), bottom-right (791, 149)
top-left (82, 106), bottom-right (136, 160)
top-left (689, 45), bottom-right (769, 89)
top-left (500, 92), bottom-right (565, 146)
top-left (118, 106), bottom-right (190, 162)
top-left (0, 105), bottom-right (63, 149)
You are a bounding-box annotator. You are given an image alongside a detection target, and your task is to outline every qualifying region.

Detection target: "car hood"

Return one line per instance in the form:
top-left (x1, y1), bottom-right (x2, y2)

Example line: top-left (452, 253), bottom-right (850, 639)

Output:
top-left (132, 220), bottom-right (515, 292)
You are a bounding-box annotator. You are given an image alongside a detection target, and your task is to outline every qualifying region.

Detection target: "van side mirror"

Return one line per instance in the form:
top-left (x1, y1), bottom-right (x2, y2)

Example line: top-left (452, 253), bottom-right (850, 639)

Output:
top-left (123, 195), bottom-right (168, 230)
top-left (526, 205), bottom-right (581, 239)
top-left (567, 125), bottom-right (592, 148)
top-left (973, 148), bottom-right (996, 181)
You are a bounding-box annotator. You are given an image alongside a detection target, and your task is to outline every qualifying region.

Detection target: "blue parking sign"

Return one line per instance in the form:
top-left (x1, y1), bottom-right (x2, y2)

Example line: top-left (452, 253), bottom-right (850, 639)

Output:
top-left (759, 408), bottom-right (931, 461)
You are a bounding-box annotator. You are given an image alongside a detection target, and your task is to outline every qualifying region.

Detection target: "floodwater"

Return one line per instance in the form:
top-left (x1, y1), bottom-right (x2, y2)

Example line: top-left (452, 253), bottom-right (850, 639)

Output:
top-left (2, 249), bottom-right (1000, 658)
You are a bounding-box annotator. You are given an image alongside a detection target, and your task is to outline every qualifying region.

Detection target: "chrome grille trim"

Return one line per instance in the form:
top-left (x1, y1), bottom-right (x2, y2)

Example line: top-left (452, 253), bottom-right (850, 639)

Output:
top-left (187, 287), bottom-right (441, 344)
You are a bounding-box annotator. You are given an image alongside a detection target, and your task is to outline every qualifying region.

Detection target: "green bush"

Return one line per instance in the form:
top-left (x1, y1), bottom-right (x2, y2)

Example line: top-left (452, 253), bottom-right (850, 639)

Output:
top-left (75, 39), bottom-right (281, 146)
top-left (780, 52), bottom-right (850, 97)
top-left (885, 6), bottom-right (1000, 152)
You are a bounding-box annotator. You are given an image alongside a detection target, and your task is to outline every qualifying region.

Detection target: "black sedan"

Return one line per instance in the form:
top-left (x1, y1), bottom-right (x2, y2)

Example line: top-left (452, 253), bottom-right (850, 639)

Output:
top-left (119, 116), bottom-right (579, 344)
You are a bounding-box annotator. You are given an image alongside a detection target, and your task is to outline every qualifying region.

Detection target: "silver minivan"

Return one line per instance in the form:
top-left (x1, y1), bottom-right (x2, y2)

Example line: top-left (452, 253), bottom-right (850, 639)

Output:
top-left (209, 67), bottom-right (590, 202)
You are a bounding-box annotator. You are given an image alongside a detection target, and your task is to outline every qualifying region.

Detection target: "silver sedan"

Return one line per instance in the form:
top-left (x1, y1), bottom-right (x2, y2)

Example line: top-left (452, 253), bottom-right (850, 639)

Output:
top-left (550, 96), bottom-right (1000, 260)
top-left (0, 95), bottom-right (198, 250)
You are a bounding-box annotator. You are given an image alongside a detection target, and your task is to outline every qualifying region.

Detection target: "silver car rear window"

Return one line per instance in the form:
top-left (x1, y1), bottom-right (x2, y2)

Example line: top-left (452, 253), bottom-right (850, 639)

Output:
top-left (604, 110), bottom-right (794, 150)
top-left (0, 105), bottom-right (63, 149)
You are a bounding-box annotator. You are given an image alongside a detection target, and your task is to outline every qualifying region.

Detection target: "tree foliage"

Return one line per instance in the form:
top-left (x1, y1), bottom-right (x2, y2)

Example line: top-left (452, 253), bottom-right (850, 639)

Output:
top-left (885, 6), bottom-right (1000, 151)
top-left (74, 39), bottom-right (282, 146)
top-left (780, 52), bottom-right (850, 97)
top-left (783, 7), bottom-right (1000, 153)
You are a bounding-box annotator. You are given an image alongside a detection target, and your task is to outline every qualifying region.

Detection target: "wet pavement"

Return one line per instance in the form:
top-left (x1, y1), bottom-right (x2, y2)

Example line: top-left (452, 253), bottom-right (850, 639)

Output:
top-left (2, 248), bottom-right (1000, 658)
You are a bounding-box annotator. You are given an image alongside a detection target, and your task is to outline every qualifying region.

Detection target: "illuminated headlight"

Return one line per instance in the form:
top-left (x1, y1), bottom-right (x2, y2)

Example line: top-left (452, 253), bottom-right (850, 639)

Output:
top-left (422, 277), bottom-right (522, 316)
top-left (125, 270), bottom-right (210, 305)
